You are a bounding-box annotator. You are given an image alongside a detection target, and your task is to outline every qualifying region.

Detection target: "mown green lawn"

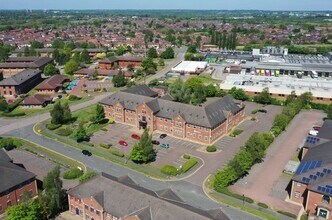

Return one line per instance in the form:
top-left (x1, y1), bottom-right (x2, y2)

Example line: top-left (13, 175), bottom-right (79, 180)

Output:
top-left (197, 74), bottom-right (222, 85)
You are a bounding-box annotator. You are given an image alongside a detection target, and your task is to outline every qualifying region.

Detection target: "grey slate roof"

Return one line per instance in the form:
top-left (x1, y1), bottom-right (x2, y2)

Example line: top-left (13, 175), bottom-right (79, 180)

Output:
top-left (100, 86), bottom-right (242, 129)
top-left (0, 57), bottom-right (53, 69)
top-left (122, 84), bottom-right (158, 97)
top-left (67, 173), bottom-right (229, 220)
top-left (0, 69), bottom-right (41, 86)
top-left (0, 149), bottom-right (12, 162)
top-left (0, 150), bottom-right (36, 193)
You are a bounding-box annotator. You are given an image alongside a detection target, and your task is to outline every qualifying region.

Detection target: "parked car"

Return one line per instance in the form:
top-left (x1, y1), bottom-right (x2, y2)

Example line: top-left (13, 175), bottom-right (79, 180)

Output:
top-left (309, 129), bottom-right (319, 136)
top-left (152, 140), bottom-right (160, 145)
top-left (258, 109), bottom-right (267, 113)
top-left (312, 126), bottom-right (321, 131)
top-left (160, 134), bottom-right (167, 139)
top-left (131, 134), bottom-right (140, 140)
top-left (82, 150), bottom-right (92, 156)
top-left (119, 140), bottom-right (128, 146)
top-left (160, 143), bottom-right (170, 149)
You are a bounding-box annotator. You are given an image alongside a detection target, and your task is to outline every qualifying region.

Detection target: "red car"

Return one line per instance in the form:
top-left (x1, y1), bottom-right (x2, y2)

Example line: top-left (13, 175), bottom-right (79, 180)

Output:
top-left (119, 140), bottom-right (128, 146)
top-left (131, 134), bottom-right (141, 140)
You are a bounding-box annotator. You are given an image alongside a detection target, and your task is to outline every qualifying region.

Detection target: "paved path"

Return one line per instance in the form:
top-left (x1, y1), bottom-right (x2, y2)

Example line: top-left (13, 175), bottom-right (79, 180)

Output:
top-left (230, 110), bottom-right (325, 214)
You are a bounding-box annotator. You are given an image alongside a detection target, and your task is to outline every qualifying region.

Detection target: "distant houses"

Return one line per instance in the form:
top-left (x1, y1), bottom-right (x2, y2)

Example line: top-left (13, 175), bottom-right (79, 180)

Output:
top-left (99, 56), bottom-right (143, 69)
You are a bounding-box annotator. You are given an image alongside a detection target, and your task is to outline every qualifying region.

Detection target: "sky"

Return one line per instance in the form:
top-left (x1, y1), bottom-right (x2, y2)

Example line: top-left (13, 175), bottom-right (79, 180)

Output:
top-left (0, 0), bottom-right (331, 11)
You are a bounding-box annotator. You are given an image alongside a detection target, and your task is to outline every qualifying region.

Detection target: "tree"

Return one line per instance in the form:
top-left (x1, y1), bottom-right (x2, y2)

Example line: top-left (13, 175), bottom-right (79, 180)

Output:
top-left (147, 47), bottom-right (158, 58)
top-left (214, 165), bottom-right (237, 191)
top-left (170, 79), bottom-right (185, 102)
top-left (62, 101), bottom-right (72, 123)
top-left (6, 200), bottom-right (45, 220)
top-left (30, 40), bottom-right (44, 49)
top-left (158, 58), bottom-right (165, 66)
top-left (298, 92), bottom-right (313, 107)
top-left (112, 71), bottom-right (126, 87)
top-left (42, 166), bottom-right (67, 218)
top-left (254, 87), bottom-right (273, 104)
top-left (228, 87), bottom-right (248, 101)
top-left (64, 59), bottom-right (79, 75)
top-left (205, 84), bottom-right (217, 97)
top-left (273, 114), bottom-right (291, 132)
top-left (50, 102), bottom-right (64, 125)
top-left (0, 96), bottom-right (8, 111)
top-left (52, 39), bottom-right (65, 49)
top-left (73, 123), bottom-right (88, 142)
top-left (185, 77), bottom-right (204, 91)
top-left (127, 64), bottom-right (135, 71)
top-left (141, 57), bottom-right (157, 70)
top-left (160, 47), bottom-right (175, 59)
top-left (191, 86), bottom-right (206, 106)
top-left (44, 64), bottom-right (59, 76)
top-left (187, 45), bottom-right (197, 53)
top-left (327, 103), bottom-right (332, 120)
top-left (130, 129), bottom-right (155, 163)
top-left (80, 49), bottom-right (91, 63)
top-left (95, 104), bottom-right (105, 124)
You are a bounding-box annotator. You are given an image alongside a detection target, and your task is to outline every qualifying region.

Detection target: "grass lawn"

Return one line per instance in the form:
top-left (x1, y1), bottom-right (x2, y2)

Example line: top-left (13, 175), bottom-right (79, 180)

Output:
top-left (197, 74), bottom-right (222, 85)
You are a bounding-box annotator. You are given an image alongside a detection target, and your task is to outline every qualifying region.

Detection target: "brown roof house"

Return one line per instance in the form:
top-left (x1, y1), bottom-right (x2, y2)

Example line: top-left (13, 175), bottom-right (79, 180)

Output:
top-left (67, 172), bottom-right (230, 220)
top-left (35, 75), bottom-right (69, 94)
top-left (0, 149), bottom-right (38, 216)
top-left (0, 57), bottom-right (53, 78)
top-left (20, 94), bottom-right (52, 109)
top-left (99, 56), bottom-right (143, 69)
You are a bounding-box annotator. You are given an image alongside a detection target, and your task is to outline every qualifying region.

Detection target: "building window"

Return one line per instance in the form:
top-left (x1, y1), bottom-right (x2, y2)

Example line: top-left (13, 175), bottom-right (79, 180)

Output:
top-left (294, 191), bottom-right (300, 199)
top-left (322, 195), bottom-right (330, 204)
top-left (198, 135), bottom-right (202, 140)
top-left (317, 208), bottom-right (329, 219)
top-left (7, 200), bottom-right (12, 207)
top-left (192, 133), bottom-right (196, 138)
top-left (187, 124), bottom-right (190, 128)
top-left (85, 205), bottom-right (89, 210)
top-left (96, 210), bottom-right (100, 216)
top-left (296, 182), bottom-right (301, 187)
top-left (142, 110), bottom-right (146, 114)
top-left (205, 136), bottom-right (208, 141)
top-left (90, 207), bottom-right (94, 212)
top-left (86, 215), bottom-right (90, 220)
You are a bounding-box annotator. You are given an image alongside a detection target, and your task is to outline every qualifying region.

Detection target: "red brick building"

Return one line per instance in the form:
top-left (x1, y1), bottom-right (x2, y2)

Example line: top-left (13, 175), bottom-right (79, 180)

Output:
top-left (67, 172), bottom-right (230, 220)
top-left (100, 85), bottom-right (245, 144)
top-left (0, 149), bottom-right (38, 216)
top-left (0, 69), bottom-right (42, 99)
top-left (99, 56), bottom-right (143, 69)
top-left (35, 74), bottom-right (69, 94)
top-left (20, 94), bottom-right (52, 109)
top-left (290, 120), bottom-right (332, 219)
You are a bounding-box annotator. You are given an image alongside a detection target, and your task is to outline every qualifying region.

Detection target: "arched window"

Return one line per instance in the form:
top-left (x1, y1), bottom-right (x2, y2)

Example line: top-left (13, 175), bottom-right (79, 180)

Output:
top-left (322, 195), bottom-right (330, 204)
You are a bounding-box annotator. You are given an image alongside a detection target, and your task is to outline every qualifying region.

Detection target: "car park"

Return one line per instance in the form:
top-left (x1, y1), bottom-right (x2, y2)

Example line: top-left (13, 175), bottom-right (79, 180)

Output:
top-left (160, 143), bottom-right (170, 149)
top-left (152, 140), bottom-right (160, 145)
top-left (131, 134), bottom-right (140, 140)
top-left (82, 150), bottom-right (92, 156)
top-left (119, 140), bottom-right (128, 146)
top-left (160, 134), bottom-right (167, 139)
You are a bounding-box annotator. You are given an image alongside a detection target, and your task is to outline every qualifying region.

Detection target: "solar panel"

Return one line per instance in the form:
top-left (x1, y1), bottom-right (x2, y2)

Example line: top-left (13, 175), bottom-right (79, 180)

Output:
top-left (302, 177), bottom-right (306, 182)
top-left (320, 173), bottom-right (325, 177)
top-left (318, 186), bottom-right (322, 191)
top-left (313, 176), bottom-right (317, 180)
top-left (327, 170), bottom-right (331, 174)
top-left (310, 161), bottom-right (318, 169)
top-left (317, 161), bottom-right (323, 168)
top-left (316, 172), bottom-right (321, 176)
top-left (326, 185), bottom-right (332, 189)
top-left (302, 162), bottom-right (311, 173)
top-left (326, 189), bottom-right (331, 194)
top-left (309, 175), bottom-right (314, 179)
top-left (322, 187), bottom-right (326, 192)
top-left (323, 168), bottom-right (328, 173)
top-left (296, 164), bottom-right (305, 174)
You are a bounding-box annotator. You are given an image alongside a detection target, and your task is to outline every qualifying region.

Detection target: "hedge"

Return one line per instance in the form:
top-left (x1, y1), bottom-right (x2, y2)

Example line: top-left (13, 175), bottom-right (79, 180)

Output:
top-left (55, 128), bottom-right (73, 136)
top-left (181, 158), bottom-right (198, 173)
top-left (160, 165), bottom-right (179, 176)
top-left (218, 188), bottom-right (254, 204)
top-left (79, 171), bottom-right (97, 184)
top-left (63, 168), bottom-right (83, 179)
top-left (109, 148), bottom-right (124, 157)
top-left (100, 143), bottom-right (112, 149)
top-left (277, 210), bottom-right (297, 219)
top-left (257, 202), bottom-right (268, 209)
top-left (183, 154), bottom-right (191, 159)
top-left (46, 123), bottom-right (61, 130)
top-left (1, 112), bottom-right (26, 117)
top-left (206, 145), bottom-right (217, 152)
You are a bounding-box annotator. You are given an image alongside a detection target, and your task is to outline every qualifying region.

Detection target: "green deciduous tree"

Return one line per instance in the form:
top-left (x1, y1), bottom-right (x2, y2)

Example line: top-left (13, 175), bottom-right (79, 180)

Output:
top-left (187, 45), bottom-right (197, 53)
top-left (50, 101), bottom-right (71, 125)
top-left (141, 57), bottom-right (157, 71)
top-left (254, 87), bottom-right (273, 104)
top-left (214, 165), bottom-right (237, 191)
top-left (228, 87), bottom-right (248, 101)
top-left (327, 103), bottom-right (332, 120)
top-left (44, 64), bottom-right (59, 76)
top-left (30, 40), bottom-right (44, 49)
top-left (130, 129), bottom-right (155, 164)
top-left (64, 59), bottom-right (79, 75)
top-left (73, 123), bottom-right (88, 142)
top-left (147, 47), bottom-right (158, 58)
top-left (160, 47), bottom-right (175, 59)
top-left (6, 200), bottom-right (45, 220)
top-left (273, 114), bottom-right (291, 132)
top-left (95, 104), bottom-right (105, 124)
top-left (112, 71), bottom-right (127, 87)
top-left (80, 49), bottom-right (91, 63)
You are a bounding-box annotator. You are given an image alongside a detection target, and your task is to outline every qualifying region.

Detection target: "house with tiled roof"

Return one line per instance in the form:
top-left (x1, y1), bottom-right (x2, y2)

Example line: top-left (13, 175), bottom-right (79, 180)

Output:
top-left (99, 56), bottom-right (144, 69)
top-left (0, 149), bottom-right (38, 216)
top-left (20, 94), bottom-right (52, 109)
top-left (290, 120), bottom-right (332, 219)
top-left (35, 74), bottom-right (69, 94)
top-left (100, 85), bottom-right (244, 144)
top-left (67, 172), bottom-right (230, 220)
top-left (0, 69), bottom-right (42, 98)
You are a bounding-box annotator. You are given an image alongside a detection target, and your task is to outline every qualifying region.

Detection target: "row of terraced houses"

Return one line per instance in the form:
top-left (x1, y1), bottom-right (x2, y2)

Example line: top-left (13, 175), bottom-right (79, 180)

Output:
top-left (100, 85), bottom-right (245, 145)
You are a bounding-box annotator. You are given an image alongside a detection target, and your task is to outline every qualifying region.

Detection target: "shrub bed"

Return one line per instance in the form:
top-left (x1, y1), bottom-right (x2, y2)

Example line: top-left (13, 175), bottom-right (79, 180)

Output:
top-left (100, 143), bottom-right (112, 149)
top-left (46, 123), bottom-right (61, 130)
top-left (183, 154), bottom-right (191, 159)
top-left (109, 149), bottom-right (124, 157)
top-left (63, 168), bottom-right (83, 179)
top-left (161, 165), bottom-right (179, 176)
top-left (277, 210), bottom-right (297, 219)
top-left (257, 202), bottom-right (268, 209)
top-left (181, 158), bottom-right (198, 173)
top-left (55, 128), bottom-right (73, 136)
top-left (230, 128), bottom-right (243, 137)
top-left (79, 171), bottom-right (97, 183)
top-left (206, 145), bottom-right (217, 152)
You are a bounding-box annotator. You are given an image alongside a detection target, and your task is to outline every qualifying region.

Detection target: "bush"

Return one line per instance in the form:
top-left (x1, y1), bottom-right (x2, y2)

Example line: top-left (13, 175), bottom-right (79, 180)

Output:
top-left (230, 128), bottom-right (243, 137)
top-left (63, 168), bottom-right (83, 179)
top-left (46, 123), bottom-right (61, 130)
top-left (183, 154), bottom-right (191, 159)
top-left (277, 210), bottom-right (297, 219)
top-left (66, 95), bottom-right (81, 101)
top-left (109, 149), bottom-right (124, 157)
top-left (79, 171), bottom-right (97, 184)
top-left (1, 112), bottom-right (26, 117)
top-left (251, 109), bottom-right (259, 114)
top-left (181, 158), bottom-right (198, 173)
top-left (0, 138), bottom-right (22, 149)
top-left (100, 143), bottom-right (112, 149)
top-left (109, 119), bottom-right (115, 124)
top-left (55, 128), bottom-right (73, 136)
top-left (257, 202), bottom-right (268, 209)
top-left (206, 145), bottom-right (217, 152)
top-left (161, 165), bottom-right (179, 176)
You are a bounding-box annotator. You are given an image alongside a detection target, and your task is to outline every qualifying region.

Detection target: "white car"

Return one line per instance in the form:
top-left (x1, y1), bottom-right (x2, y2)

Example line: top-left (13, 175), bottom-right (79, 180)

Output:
top-left (309, 129), bottom-right (319, 136)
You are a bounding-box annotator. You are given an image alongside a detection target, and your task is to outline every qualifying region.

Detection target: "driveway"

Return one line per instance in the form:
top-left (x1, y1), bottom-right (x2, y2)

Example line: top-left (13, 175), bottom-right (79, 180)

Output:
top-left (229, 110), bottom-right (325, 214)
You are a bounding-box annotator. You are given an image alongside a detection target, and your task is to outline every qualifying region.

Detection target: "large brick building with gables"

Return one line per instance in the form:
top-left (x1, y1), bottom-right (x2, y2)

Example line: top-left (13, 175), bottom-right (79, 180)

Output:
top-left (100, 85), bottom-right (245, 144)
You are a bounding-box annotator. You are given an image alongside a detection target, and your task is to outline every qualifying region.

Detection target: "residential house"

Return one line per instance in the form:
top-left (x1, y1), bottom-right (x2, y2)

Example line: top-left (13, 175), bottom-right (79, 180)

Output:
top-left (72, 48), bottom-right (107, 59)
top-left (67, 172), bottom-right (230, 220)
top-left (0, 69), bottom-right (42, 98)
top-left (100, 85), bottom-right (245, 144)
top-left (0, 149), bottom-right (38, 216)
top-left (74, 69), bottom-right (135, 79)
top-left (0, 57), bottom-right (53, 78)
top-left (99, 56), bottom-right (143, 69)
top-left (12, 48), bottom-right (55, 57)
top-left (20, 94), bottom-right (52, 109)
top-left (290, 120), bottom-right (332, 219)
top-left (35, 75), bottom-right (69, 94)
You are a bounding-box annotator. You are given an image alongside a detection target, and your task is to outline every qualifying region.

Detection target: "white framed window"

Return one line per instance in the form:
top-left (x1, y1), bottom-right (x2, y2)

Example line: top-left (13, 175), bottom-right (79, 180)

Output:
top-left (294, 191), bottom-right (300, 199)
top-left (296, 182), bottom-right (301, 187)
